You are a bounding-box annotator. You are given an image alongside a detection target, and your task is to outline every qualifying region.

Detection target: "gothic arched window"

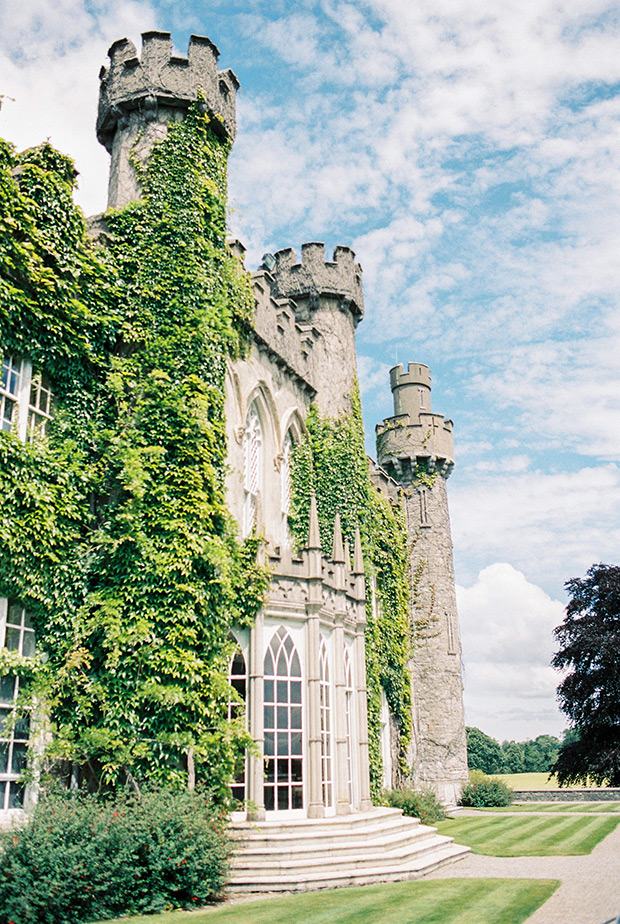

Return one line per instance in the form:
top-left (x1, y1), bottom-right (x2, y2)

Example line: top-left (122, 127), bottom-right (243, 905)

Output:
top-left (319, 639), bottom-right (333, 808)
top-left (243, 403), bottom-right (262, 537)
top-left (228, 645), bottom-right (248, 805)
top-left (263, 627), bottom-right (303, 811)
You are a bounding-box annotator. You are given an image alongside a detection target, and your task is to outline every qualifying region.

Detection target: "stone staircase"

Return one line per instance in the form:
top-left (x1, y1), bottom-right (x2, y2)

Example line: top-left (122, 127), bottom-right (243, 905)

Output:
top-left (228, 806), bottom-right (469, 894)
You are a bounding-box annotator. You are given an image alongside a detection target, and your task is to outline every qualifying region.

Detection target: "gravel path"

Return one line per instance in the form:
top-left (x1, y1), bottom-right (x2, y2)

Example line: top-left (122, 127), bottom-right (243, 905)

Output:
top-left (424, 812), bottom-right (620, 924)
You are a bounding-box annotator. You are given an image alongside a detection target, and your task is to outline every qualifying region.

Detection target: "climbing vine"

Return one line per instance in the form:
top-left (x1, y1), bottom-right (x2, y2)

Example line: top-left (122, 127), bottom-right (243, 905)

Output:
top-left (289, 385), bottom-right (412, 797)
top-left (0, 105), bottom-right (268, 797)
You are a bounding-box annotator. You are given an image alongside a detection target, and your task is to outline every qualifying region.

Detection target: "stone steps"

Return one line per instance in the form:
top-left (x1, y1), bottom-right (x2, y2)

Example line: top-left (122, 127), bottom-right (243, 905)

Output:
top-left (229, 807), bottom-right (469, 894)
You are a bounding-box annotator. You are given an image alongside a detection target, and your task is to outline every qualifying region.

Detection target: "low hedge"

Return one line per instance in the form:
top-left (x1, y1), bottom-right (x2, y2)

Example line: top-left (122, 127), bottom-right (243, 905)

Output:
top-left (0, 789), bottom-right (230, 924)
top-left (382, 787), bottom-right (446, 824)
top-left (460, 771), bottom-right (513, 807)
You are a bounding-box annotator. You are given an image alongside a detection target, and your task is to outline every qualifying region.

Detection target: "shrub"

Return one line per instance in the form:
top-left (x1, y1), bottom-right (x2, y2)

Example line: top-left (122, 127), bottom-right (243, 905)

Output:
top-left (0, 789), bottom-right (230, 924)
top-left (382, 786), bottom-right (446, 824)
top-left (460, 771), bottom-right (513, 807)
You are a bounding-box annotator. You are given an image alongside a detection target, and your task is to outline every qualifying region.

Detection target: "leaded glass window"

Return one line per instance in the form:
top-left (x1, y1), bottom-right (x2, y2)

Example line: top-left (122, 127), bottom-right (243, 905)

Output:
top-left (263, 627), bottom-right (303, 811)
top-left (243, 404), bottom-right (262, 537)
top-left (344, 647), bottom-right (354, 805)
top-left (319, 639), bottom-right (333, 808)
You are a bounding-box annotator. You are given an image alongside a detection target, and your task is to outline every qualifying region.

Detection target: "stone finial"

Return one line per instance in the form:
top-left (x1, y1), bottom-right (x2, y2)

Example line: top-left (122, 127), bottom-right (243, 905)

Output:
top-left (344, 538), bottom-right (351, 575)
top-left (353, 525), bottom-right (364, 576)
top-left (308, 492), bottom-right (321, 551)
top-left (332, 511), bottom-right (345, 563)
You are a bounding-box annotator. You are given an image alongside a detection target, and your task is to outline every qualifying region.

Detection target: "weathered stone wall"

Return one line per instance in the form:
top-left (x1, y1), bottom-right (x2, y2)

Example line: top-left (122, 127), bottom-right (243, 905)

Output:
top-left (514, 789), bottom-right (620, 802)
top-left (404, 475), bottom-right (469, 804)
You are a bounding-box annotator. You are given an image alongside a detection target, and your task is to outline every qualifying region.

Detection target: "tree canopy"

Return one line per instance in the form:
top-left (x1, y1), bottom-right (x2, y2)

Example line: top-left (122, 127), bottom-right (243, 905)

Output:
top-left (552, 563), bottom-right (620, 786)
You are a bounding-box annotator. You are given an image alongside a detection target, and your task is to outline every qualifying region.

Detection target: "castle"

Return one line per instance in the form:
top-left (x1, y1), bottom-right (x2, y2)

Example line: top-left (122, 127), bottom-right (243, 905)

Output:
top-left (0, 30), bottom-right (467, 844)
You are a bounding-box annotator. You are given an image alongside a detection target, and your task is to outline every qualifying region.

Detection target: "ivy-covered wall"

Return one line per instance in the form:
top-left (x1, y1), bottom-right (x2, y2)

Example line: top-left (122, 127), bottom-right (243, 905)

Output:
top-left (0, 105), bottom-right (267, 796)
top-left (288, 385), bottom-right (412, 797)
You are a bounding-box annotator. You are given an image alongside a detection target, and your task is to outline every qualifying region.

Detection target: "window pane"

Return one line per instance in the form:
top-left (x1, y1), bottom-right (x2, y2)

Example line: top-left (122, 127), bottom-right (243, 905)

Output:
top-left (0, 742), bottom-right (8, 773)
top-left (14, 713), bottom-right (30, 740)
top-left (277, 732), bottom-right (288, 756)
top-left (277, 707), bottom-right (288, 730)
top-left (277, 759), bottom-right (289, 782)
top-left (290, 681), bottom-right (301, 704)
top-left (22, 632), bottom-right (35, 658)
top-left (4, 628), bottom-right (20, 652)
top-left (264, 732), bottom-right (274, 757)
top-left (276, 680), bottom-right (288, 703)
top-left (264, 786), bottom-right (274, 811)
top-left (0, 676), bottom-right (16, 703)
top-left (264, 680), bottom-right (274, 703)
top-left (264, 706), bottom-right (274, 730)
top-left (277, 786), bottom-right (289, 810)
top-left (290, 706), bottom-right (302, 730)
top-left (264, 758), bottom-right (275, 783)
top-left (0, 707), bottom-right (12, 735)
top-left (292, 786), bottom-right (303, 809)
top-left (11, 743), bottom-right (27, 775)
top-left (8, 782), bottom-right (25, 809)
top-left (290, 732), bottom-right (302, 756)
top-left (291, 759), bottom-right (303, 783)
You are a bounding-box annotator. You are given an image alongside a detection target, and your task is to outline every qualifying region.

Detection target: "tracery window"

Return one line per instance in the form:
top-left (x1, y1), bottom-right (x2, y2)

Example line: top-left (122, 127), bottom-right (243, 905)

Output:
top-left (243, 404), bottom-right (262, 537)
top-left (344, 647), bottom-right (354, 804)
top-left (228, 646), bottom-right (248, 805)
top-left (0, 601), bottom-right (34, 810)
top-left (319, 639), bottom-right (333, 808)
top-left (281, 430), bottom-right (293, 542)
top-left (263, 627), bottom-right (303, 811)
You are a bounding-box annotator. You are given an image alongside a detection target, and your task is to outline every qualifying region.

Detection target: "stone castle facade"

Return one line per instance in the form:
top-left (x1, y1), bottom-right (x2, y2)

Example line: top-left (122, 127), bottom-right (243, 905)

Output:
top-left (0, 30), bottom-right (467, 821)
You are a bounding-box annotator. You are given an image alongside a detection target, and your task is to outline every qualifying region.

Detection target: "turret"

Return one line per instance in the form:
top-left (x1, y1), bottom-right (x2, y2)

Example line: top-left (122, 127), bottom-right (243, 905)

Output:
top-left (374, 363), bottom-right (468, 804)
top-left (97, 32), bottom-right (238, 209)
top-left (261, 243), bottom-right (364, 417)
top-left (376, 362), bottom-right (454, 483)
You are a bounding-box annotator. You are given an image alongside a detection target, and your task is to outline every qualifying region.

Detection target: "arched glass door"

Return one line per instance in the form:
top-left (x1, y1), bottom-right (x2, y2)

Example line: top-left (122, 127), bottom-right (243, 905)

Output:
top-left (263, 628), bottom-right (303, 811)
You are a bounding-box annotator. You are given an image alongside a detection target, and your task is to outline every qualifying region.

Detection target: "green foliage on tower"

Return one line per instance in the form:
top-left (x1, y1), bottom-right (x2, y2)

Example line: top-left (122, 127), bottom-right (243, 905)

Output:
top-left (0, 104), bottom-right (268, 796)
top-left (288, 386), bottom-right (412, 796)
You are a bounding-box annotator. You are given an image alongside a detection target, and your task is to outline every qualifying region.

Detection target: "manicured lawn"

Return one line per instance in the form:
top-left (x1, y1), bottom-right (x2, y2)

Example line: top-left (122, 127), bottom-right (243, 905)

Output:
top-left (477, 802), bottom-right (620, 814)
top-left (436, 812), bottom-right (620, 856)
top-left (489, 772), bottom-right (612, 791)
top-left (106, 878), bottom-right (558, 924)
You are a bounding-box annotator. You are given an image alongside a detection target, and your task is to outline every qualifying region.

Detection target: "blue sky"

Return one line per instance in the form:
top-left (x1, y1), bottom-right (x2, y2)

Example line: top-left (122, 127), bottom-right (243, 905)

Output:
top-left (2, 0), bottom-right (620, 743)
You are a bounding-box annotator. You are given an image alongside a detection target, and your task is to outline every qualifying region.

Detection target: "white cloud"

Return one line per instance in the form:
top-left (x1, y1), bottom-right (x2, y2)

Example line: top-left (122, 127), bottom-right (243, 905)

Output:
top-left (457, 563), bottom-right (567, 740)
top-left (450, 463), bottom-right (620, 593)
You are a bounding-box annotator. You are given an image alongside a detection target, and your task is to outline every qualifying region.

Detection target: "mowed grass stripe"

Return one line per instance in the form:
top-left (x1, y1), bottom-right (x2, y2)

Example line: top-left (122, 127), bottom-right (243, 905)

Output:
top-left (437, 813), bottom-right (620, 856)
top-left (110, 878), bottom-right (559, 924)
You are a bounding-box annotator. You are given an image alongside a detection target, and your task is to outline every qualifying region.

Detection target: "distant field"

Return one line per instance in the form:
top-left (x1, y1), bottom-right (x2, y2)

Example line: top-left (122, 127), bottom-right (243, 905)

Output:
top-left (488, 772), bottom-right (611, 791)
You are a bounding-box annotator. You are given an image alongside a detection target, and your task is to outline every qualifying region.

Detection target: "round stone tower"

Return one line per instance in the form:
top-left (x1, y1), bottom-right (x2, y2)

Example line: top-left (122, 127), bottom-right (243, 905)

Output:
top-left (97, 31), bottom-right (238, 209)
top-left (266, 242), bottom-right (364, 418)
top-left (376, 362), bottom-right (468, 804)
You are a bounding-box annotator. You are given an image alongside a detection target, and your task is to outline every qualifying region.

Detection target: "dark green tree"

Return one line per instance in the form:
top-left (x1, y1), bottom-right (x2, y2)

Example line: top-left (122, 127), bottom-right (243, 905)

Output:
top-left (552, 563), bottom-right (620, 786)
top-left (465, 726), bottom-right (504, 774)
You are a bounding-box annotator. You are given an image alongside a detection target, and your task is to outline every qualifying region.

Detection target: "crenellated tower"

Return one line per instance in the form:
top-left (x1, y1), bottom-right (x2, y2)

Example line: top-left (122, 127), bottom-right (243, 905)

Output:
top-left (260, 243), bottom-right (364, 418)
top-left (97, 31), bottom-right (238, 208)
top-left (376, 363), bottom-right (468, 804)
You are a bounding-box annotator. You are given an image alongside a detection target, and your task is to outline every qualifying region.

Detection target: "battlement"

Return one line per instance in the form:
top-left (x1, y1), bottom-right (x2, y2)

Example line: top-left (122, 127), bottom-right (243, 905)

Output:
top-left (376, 363), bottom-right (455, 482)
top-left (265, 243), bottom-right (364, 321)
top-left (97, 31), bottom-right (238, 153)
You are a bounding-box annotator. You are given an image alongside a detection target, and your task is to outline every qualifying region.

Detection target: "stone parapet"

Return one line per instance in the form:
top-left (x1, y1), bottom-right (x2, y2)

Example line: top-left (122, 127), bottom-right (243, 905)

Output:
top-left (376, 414), bottom-right (454, 481)
top-left (97, 32), bottom-right (237, 152)
top-left (266, 243), bottom-right (364, 322)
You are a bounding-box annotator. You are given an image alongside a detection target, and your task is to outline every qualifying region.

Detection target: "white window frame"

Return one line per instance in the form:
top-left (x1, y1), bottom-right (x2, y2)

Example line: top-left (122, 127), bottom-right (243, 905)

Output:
top-left (1, 355), bottom-right (54, 442)
top-left (0, 599), bottom-right (35, 812)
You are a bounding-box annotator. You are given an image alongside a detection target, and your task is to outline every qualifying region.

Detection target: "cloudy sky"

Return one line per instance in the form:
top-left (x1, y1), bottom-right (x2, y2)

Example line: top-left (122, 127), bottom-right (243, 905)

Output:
top-left (2, 0), bottom-right (620, 744)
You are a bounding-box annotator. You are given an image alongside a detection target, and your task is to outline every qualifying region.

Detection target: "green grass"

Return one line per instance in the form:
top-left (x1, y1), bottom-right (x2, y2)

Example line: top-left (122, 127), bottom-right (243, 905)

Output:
top-left (476, 802), bottom-right (620, 814)
top-left (437, 813), bottom-right (620, 856)
top-left (489, 772), bottom-right (613, 791)
top-left (106, 879), bottom-right (558, 924)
